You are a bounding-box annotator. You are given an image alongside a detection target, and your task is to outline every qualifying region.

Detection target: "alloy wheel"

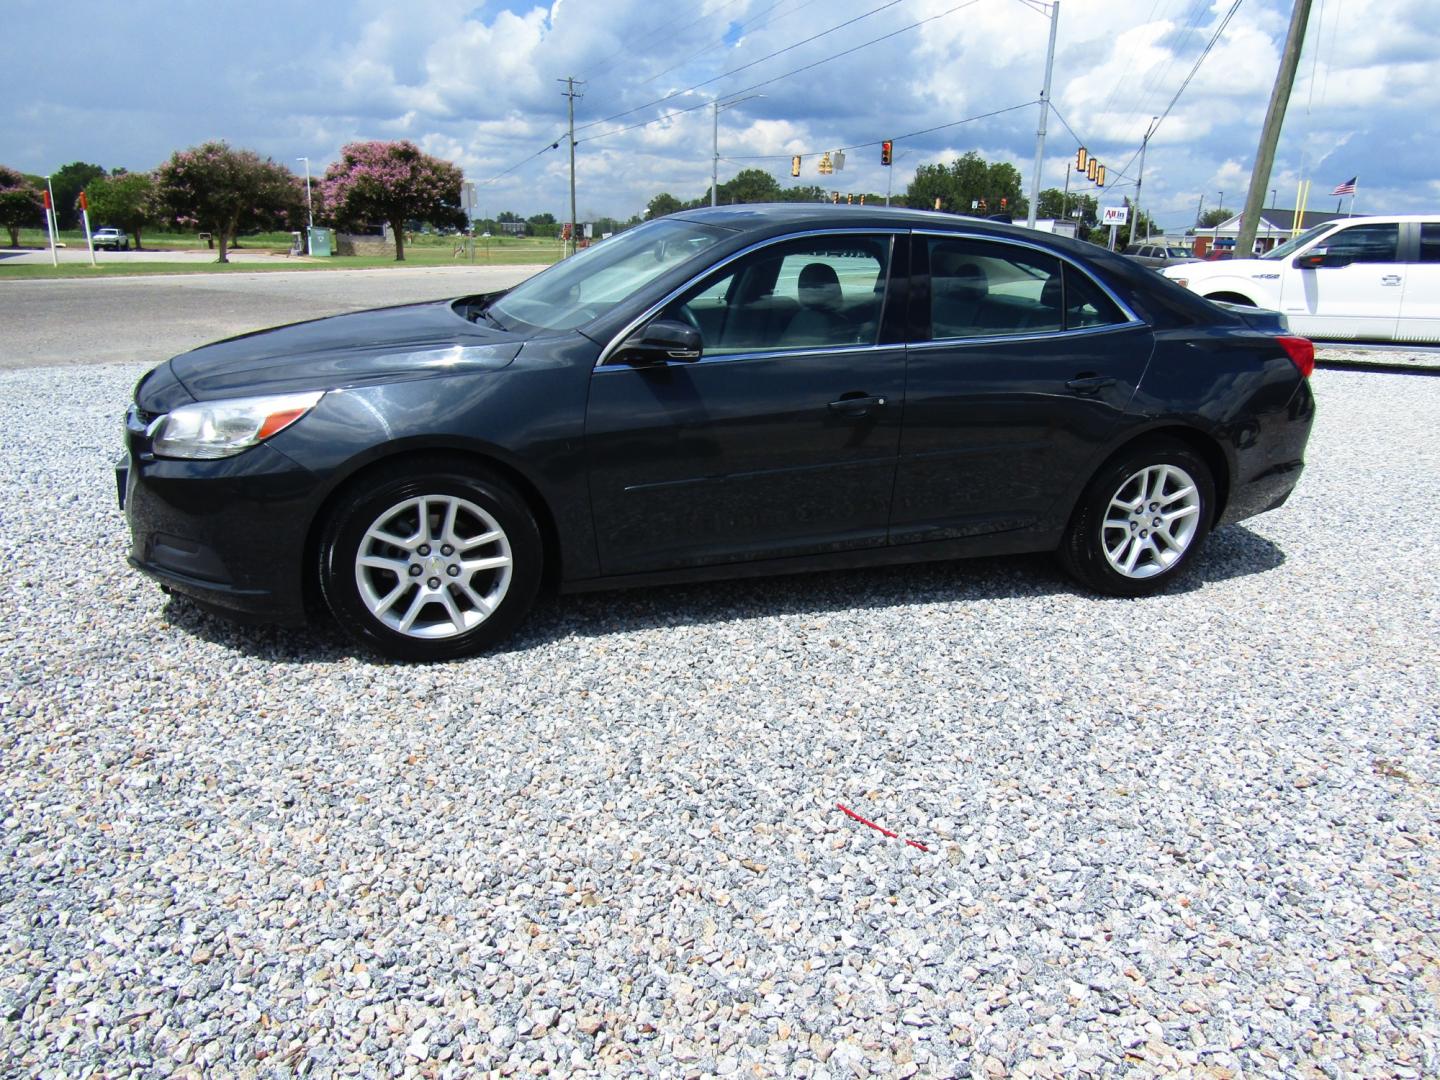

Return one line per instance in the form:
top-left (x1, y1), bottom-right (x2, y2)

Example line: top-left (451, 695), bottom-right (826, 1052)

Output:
top-left (353, 494), bottom-right (512, 639)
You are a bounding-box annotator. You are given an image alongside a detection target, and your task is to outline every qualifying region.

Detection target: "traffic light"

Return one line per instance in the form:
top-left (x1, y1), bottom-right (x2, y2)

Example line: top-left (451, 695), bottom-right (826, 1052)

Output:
top-left (881, 140), bottom-right (893, 166)
top-left (1087, 158), bottom-right (1097, 182)
top-left (934, 197), bottom-right (942, 210)
top-left (1076, 147), bottom-right (1088, 172)
top-left (859, 195), bottom-right (866, 205)
top-left (847, 194), bottom-right (854, 205)
top-left (1096, 164), bottom-right (1106, 187)
top-left (832, 191), bottom-right (840, 204)
top-left (791, 155), bottom-right (801, 177)
top-left (1000, 197), bottom-right (1007, 209)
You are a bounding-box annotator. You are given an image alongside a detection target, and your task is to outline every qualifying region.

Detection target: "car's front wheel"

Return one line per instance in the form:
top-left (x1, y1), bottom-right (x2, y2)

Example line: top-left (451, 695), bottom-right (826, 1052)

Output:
top-left (1059, 439), bottom-right (1216, 596)
top-left (318, 461), bottom-right (542, 660)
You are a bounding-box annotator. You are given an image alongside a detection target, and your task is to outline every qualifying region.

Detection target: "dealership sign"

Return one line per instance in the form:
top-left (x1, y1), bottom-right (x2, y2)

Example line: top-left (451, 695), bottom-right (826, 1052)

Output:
top-left (1101, 206), bottom-right (1130, 226)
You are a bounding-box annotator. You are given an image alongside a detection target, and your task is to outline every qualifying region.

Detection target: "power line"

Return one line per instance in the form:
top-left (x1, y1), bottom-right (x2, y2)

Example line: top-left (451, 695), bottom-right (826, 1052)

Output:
top-left (476, 137), bottom-right (567, 186)
top-left (585, 0), bottom-right (746, 82)
top-left (574, 0), bottom-right (910, 136)
top-left (722, 100), bottom-right (1039, 160)
top-left (579, 0), bottom-right (983, 145)
top-left (1107, 0), bottom-right (1243, 186)
top-left (630, 0), bottom-right (830, 91)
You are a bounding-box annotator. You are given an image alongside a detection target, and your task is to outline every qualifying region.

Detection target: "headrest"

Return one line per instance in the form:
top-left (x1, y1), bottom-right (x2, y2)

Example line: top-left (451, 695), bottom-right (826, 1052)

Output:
top-left (797, 262), bottom-right (843, 308)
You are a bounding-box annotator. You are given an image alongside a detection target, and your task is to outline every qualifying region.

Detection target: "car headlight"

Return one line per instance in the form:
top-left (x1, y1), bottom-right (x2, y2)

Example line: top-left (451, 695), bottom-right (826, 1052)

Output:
top-left (150, 390), bottom-right (324, 460)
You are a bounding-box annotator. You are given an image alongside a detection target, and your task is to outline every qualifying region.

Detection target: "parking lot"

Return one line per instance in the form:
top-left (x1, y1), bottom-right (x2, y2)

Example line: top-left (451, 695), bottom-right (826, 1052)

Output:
top-left (1, 274), bottom-right (1437, 1076)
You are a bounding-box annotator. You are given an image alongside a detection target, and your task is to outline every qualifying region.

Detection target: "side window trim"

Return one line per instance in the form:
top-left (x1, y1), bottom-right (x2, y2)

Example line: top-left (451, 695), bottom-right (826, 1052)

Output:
top-left (911, 229), bottom-right (1142, 345)
top-left (915, 230), bottom-right (1140, 339)
top-left (596, 227), bottom-right (908, 367)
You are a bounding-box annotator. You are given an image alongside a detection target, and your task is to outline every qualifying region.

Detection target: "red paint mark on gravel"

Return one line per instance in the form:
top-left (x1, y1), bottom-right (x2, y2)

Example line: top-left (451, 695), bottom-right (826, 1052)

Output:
top-left (837, 803), bottom-right (929, 852)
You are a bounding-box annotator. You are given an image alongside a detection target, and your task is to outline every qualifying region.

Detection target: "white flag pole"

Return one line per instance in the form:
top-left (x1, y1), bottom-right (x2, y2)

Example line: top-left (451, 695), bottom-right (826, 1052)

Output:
top-left (80, 193), bottom-right (97, 267)
top-left (1349, 181), bottom-right (1358, 217)
top-left (43, 176), bottom-right (59, 267)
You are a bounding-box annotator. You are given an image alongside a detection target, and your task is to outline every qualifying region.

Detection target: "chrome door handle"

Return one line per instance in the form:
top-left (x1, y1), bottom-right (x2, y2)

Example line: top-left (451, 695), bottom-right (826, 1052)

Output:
top-left (1065, 376), bottom-right (1116, 395)
top-left (827, 394), bottom-right (887, 416)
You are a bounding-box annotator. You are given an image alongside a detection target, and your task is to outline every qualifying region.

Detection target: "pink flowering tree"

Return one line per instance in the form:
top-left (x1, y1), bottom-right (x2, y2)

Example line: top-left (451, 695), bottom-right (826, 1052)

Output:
top-left (153, 142), bottom-right (297, 263)
top-left (321, 141), bottom-right (465, 261)
top-left (0, 165), bottom-right (43, 248)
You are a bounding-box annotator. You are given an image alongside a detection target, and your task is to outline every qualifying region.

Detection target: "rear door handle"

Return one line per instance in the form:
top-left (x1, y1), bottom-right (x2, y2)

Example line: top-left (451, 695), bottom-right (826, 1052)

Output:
top-left (1065, 375), bottom-right (1117, 395)
top-left (828, 394), bottom-right (887, 416)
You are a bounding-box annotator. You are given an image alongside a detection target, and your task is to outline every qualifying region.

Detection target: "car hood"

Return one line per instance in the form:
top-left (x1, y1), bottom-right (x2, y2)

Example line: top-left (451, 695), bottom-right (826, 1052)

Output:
top-left (166, 297), bottom-right (525, 401)
top-left (1163, 257), bottom-right (1272, 279)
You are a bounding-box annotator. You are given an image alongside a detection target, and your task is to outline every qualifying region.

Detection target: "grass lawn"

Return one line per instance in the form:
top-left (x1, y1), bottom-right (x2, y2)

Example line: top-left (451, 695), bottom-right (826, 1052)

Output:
top-left (1, 229), bottom-right (564, 279)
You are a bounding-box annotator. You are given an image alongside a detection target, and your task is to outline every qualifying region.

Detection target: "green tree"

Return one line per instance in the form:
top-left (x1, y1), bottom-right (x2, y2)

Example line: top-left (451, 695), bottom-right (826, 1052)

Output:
top-left (1036, 188), bottom-right (1099, 230)
top-left (645, 192), bottom-right (684, 219)
top-left (86, 171), bottom-right (157, 249)
top-left (321, 140), bottom-right (465, 261)
top-left (0, 165), bottom-right (44, 247)
top-left (904, 152), bottom-right (1028, 217)
top-left (715, 168), bottom-right (783, 205)
top-left (50, 161), bottom-right (106, 229)
top-left (154, 142), bottom-right (298, 263)
top-left (1198, 208), bottom-right (1230, 228)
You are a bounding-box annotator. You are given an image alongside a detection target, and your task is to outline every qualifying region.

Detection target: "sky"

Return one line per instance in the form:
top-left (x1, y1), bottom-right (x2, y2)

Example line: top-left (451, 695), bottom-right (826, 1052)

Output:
top-left (6, 0), bottom-right (1437, 231)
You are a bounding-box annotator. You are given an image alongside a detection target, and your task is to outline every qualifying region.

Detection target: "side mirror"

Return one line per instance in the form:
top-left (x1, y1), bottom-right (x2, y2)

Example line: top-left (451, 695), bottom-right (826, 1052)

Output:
top-left (1293, 250), bottom-right (1352, 270)
top-left (614, 318), bottom-right (702, 365)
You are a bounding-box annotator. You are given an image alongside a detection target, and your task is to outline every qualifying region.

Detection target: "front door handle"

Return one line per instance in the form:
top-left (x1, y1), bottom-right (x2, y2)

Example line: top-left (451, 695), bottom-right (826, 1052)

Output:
top-left (828, 394), bottom-right (887, 417)
top-left (1065, 375), bottom-right (1117, 395)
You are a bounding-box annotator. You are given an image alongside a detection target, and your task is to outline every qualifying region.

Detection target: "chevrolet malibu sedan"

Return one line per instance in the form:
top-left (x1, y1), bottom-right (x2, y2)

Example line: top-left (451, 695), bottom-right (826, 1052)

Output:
top-left (118, 205), bottom-right (1315, 660)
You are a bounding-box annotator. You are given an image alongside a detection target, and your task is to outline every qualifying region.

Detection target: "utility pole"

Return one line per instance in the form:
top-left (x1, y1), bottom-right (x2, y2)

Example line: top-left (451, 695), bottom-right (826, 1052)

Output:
top-left (1026, 1), bottom-right (1060, 230)
top-left (1129, 117), bottom-right (1159, 246)
top-left (1236, 0), bottom-right (1313, 258)
top-left (559, 76), bottom-right (584, 257)
top-left (712, 100), bottom-right (720, 207)
top-left (1060, 161), bottom-right (1070, 223)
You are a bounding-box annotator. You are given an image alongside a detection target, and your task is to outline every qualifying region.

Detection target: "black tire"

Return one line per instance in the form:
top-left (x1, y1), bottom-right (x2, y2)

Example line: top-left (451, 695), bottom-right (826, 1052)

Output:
top-left (1058, 438), bottom-right (1216, 597)
top-left (318, 460), bottom-right (542, 661)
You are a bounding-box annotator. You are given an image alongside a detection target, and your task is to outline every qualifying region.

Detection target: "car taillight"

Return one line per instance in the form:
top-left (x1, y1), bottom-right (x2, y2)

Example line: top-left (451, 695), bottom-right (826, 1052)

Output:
top-left (1276, 335), bottom-right (1315, 378)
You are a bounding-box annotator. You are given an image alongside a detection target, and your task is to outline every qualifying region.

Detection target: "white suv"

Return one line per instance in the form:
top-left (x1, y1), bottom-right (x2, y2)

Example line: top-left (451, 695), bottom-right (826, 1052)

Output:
top-left (1163, 215), bottom-right (1440, 344)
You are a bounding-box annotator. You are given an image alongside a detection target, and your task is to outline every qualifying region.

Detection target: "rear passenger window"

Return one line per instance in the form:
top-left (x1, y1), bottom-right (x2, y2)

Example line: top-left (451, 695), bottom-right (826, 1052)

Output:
top-left (927, 238), bottom-right (1062, 339)
top-left (1417, 223), bottom-right (1440, 263)
top-left (1064, 266), bottom-right (1127, 329)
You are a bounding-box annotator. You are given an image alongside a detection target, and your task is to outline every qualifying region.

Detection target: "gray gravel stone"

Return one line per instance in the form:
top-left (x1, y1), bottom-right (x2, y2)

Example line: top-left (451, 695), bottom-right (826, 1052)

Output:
top-left (0, 362), bottom-right (1436, 1077)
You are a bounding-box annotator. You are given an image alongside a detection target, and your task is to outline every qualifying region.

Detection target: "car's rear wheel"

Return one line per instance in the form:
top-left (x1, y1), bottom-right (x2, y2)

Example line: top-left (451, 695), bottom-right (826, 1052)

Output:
top-left (1059, 439), bottom-right (1216, 596)
top-left (318, 462), bottom-right (542, 660)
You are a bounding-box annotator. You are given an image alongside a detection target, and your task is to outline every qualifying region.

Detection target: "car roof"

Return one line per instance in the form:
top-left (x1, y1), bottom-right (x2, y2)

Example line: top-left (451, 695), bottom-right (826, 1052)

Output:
top-left (675, 202), bottom-right (1050, 240)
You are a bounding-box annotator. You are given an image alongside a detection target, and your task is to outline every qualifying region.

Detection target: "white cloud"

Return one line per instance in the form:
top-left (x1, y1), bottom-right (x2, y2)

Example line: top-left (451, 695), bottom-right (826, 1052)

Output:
top-left (3, 0), bottom-right (1436, 227)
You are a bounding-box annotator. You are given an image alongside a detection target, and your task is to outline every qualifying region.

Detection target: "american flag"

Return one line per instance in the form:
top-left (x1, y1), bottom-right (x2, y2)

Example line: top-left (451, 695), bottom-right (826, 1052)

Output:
top-left (1330, 176), bottom-right (1357, 196)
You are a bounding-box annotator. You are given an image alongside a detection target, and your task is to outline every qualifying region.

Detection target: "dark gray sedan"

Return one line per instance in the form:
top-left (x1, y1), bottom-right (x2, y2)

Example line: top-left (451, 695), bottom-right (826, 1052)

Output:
top-left (118, 204), bottom-right (1315, 660)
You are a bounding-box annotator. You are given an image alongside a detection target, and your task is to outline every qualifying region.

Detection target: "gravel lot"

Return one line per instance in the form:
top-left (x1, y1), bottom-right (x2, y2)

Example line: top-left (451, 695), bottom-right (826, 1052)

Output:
top-left (2, 363), bottom-right (1437, 1078)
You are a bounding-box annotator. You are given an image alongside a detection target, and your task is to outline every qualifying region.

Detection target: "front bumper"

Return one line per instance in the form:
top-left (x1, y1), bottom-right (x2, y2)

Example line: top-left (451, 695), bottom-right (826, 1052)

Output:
top-left (118, 436), bottom-right (320, 625)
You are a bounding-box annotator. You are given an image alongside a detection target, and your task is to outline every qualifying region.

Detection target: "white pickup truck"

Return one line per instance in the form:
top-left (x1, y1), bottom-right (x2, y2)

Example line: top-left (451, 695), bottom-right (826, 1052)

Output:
top-left (93, 227), bottom-right (130, 251)
top-left (1163, 215), bottom-right (1439, 344)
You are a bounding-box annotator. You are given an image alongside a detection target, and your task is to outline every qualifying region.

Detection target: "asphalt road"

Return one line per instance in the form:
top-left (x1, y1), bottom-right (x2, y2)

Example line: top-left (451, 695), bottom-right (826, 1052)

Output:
top-left (0, 265), bottom-right (543, 371)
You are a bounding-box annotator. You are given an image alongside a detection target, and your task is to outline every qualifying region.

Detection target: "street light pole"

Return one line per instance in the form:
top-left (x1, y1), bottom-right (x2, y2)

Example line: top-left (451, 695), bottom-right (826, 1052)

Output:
top-left (711, 95), bottom-right (764, 207)
top-left (1026, 0), bottom-right (1060, 230)
top-left (297, 157), bottom-right (314, 229)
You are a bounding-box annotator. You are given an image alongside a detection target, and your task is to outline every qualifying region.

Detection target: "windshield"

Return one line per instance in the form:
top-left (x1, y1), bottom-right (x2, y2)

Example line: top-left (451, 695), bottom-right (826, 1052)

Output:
top-left (488, 218), bottom-right (729, 332)
top-left (1166, 247), bottom-right (1190, 258)
top-left (1262, 223), bottom-right (1338, 261)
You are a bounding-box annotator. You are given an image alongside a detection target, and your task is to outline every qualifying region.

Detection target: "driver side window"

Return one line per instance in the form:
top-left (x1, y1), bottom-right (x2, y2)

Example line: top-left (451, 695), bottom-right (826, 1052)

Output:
top-left (666, 235), bottom-right (892, 356)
